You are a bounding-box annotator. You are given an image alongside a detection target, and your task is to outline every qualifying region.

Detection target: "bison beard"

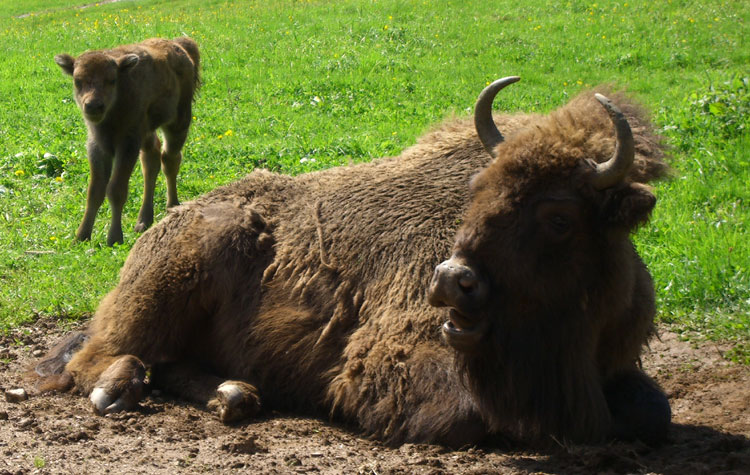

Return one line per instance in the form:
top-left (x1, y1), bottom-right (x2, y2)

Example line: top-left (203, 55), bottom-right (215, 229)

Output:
top-left (36, 77), bottom-right (671, 448)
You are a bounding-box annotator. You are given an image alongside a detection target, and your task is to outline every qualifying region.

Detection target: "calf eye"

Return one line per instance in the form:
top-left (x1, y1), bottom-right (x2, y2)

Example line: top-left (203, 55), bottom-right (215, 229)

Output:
top-left (107, 79), bottom-right (116, 86)
top-left (74, 79), bottom-right (82, 89)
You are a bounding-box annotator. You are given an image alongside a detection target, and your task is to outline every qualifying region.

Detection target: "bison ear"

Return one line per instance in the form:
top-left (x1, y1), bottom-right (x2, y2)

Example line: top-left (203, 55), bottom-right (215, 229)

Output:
top-left (118, 54), bottom-right (139, 71)
top-left (54, 54), bottom-right (75, 76)
top-left (601, 183), bottom-right (657, 230)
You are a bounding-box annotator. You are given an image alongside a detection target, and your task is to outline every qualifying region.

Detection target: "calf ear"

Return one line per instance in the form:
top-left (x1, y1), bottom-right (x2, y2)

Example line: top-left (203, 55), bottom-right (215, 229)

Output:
top-left (54, 54), bottom-right (75, 76)
top-left (601, 183), bottom-right (657, 230)
top-left (118, 54), bottom-right (139, 71)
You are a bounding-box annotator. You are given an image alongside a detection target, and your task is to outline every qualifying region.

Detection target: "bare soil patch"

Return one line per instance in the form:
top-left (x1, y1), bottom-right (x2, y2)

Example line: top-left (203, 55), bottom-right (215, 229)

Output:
top-left (1, 318), bottom-right (748, 474)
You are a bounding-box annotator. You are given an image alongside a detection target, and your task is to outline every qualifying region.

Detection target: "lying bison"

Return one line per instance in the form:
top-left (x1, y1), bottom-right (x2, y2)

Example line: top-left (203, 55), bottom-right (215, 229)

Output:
top-left (55, 37), bottom-right (200, 246)
top-left (39, 77), bottom-right (671, 447)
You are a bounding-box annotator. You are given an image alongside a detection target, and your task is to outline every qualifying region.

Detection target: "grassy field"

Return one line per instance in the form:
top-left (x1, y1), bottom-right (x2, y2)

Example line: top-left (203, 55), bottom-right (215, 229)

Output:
top-left (0, 0), bottom-right (747, 361)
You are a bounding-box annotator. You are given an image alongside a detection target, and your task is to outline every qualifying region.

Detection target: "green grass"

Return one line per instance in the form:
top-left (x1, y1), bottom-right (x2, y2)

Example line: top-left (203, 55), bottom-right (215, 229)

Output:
top-left (0, 0), bottom-right (748, 361)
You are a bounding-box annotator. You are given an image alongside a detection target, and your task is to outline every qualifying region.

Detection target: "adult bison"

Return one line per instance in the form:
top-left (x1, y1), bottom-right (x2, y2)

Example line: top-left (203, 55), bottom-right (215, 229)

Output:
top-left (39, 77), bottom-right (671, 447)
top-left (55, 37), bottom-right (200, 246)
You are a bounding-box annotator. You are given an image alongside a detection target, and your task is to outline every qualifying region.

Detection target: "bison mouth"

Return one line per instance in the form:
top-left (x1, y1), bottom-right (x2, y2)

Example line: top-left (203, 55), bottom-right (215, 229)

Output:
top-left (442, 309), bottom-right (489, 354)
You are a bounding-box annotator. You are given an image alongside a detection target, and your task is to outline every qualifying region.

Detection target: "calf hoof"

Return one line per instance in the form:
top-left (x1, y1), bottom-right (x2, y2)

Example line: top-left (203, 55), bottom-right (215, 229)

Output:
top-left (605, 371), bottom-right (671, 446)
top-left (90, 355), bottom-right (146, 415)
top-left (208, 381), bottom-right (261, 423)
top-left (134, 221), bottom-right (150, 233)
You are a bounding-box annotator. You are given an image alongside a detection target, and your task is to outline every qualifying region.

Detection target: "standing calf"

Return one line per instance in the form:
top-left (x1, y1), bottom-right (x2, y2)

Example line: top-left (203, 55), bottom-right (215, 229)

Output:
top-left (55, 37), bottom-right (200, 246)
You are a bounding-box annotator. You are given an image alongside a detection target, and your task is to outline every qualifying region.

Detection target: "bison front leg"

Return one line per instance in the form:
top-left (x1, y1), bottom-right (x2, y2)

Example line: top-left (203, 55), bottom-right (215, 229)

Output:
top-left (151, 362), bottom-right (261, 423)
top-left (604, 369), bottom-right (671, 445)
top-left (331, 343), bottom-right (488, 447)
top-left (77, 142), bottom-right (112, 242)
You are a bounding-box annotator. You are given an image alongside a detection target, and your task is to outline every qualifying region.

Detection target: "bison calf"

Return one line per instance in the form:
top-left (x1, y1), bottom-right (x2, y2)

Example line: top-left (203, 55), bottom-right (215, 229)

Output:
top-left (55, 37), bottom-right (200, 246)
top-left (39, 77), bottom-right (672, 447)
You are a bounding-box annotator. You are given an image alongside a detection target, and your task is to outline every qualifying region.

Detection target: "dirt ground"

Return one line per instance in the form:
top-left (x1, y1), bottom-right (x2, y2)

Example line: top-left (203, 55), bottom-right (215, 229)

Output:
top-left (1, 318), bottom-right (748, 474)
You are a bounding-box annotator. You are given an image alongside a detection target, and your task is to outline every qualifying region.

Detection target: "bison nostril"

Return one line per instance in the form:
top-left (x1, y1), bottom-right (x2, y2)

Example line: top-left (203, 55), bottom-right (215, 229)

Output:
top-left (458, 275), bottom-right (478, 293)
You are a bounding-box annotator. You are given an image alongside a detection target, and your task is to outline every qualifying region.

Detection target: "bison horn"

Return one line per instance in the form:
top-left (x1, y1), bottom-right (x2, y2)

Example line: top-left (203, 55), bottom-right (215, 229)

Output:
top-left (474, 76), bottom-right (520, 157)
top-left (590, 93), bottom-right (635, 190)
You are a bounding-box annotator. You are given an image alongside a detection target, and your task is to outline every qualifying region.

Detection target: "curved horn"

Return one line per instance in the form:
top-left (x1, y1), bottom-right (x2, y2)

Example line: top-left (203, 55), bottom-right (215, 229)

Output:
top-left (474, 76), bottom-right (520, 157)
top-left (590, 93), bottom-right (635, 189)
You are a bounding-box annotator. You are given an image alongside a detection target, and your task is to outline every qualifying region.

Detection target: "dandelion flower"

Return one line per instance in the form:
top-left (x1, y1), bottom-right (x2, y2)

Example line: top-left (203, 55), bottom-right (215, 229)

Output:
top-left (14, 170), bottom-right (25, 177)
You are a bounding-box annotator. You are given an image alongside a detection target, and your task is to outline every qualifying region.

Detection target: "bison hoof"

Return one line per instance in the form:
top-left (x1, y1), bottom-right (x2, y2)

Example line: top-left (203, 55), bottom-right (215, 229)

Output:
top-left (208, 381), bottom-right (261, 423)
top-left (90, 355), bottom-right (146, 415)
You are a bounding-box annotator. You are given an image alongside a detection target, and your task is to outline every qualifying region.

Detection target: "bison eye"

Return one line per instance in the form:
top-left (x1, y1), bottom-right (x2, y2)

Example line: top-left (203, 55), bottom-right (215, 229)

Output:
top-left (106, 79), bottom-right (116, 86)
top-left (74, 79), bottom-right (82, 89)
top-left (535, 198), bottom-right (581, 240)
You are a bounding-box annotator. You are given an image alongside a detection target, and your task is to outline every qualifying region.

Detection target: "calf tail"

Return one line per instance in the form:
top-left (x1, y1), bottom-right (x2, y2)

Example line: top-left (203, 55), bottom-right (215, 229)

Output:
top-left (173, 36), bottom-right (201, 90)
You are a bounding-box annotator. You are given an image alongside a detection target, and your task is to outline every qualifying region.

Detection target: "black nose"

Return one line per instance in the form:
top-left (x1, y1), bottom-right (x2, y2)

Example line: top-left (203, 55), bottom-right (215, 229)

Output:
top-left (84, 101), bottom-right (105, 116)
top-left (427, 258), bottom-right (487, 311)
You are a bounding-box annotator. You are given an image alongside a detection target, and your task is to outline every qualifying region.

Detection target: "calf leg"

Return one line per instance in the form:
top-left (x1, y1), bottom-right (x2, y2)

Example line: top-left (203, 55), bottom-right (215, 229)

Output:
top-left (161, 124), bottom-right (188, 208)
top-left (77, 142), bottom-right (112, 241)
top-left (151, 362), bottom-right (261, 423)
top-left (135, 132), bottom-right (162, 233)
top-left (106, 141), bottom-right (140, 246)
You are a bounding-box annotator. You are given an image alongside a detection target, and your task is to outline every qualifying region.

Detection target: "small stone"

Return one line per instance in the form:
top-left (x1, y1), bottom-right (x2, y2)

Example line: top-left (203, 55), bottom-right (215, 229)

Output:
top-left (32, 349), bottom-right (43, 357)
top-left (4, 388), bottom-right (28, 403)
top-left (18, 417), bottom-right (33, 428)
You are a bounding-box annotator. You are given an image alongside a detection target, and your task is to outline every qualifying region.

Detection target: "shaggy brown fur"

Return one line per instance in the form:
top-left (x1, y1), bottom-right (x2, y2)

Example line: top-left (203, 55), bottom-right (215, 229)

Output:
top-left (55, 37), bottom-right (200, 246)
top-left (39, 86), bottom-right (670, 447)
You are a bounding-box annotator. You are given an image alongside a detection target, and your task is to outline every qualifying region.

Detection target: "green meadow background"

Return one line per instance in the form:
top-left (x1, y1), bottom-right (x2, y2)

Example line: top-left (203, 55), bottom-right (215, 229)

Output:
top-left (0, 0), bottom-right (747, 361)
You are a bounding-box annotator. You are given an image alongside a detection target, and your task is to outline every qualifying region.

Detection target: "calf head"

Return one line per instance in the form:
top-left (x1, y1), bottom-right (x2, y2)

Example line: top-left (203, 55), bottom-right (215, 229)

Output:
top-left (55, 51), bottom-right (139, 123)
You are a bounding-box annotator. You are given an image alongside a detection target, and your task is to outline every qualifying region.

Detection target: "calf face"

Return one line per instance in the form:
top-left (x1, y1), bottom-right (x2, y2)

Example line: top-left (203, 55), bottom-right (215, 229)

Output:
top-left (55, 52), bottom-right (139, 123)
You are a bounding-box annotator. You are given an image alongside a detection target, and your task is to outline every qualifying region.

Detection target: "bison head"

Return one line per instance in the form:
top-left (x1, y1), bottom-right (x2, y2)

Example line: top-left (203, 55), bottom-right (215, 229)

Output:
top-left (55, 51), bottom-right (139, 123)
top-left (426, 78), bottom-right (661, 440)
top-left (428, 77), bottom-right (656, 354)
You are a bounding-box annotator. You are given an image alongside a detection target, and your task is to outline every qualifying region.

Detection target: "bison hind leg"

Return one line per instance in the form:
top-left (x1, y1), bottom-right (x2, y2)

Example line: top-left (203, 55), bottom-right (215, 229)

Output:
top-left (604, 370), bottom-right (671, 446)
top-left (151, 361), bottom-right (261, 423)
top-left (90, 355), bottom-right (147, 414)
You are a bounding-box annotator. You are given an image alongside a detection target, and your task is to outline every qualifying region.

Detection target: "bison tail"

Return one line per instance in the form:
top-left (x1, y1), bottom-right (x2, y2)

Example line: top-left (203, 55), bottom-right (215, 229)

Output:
top-left (29, 330), bottom-right (89, 393)
top-left (173, 36), bottom-right (201, 90)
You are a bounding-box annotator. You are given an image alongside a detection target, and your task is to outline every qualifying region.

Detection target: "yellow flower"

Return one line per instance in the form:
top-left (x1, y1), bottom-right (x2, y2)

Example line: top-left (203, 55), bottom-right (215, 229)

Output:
top-left (14, 169), bottom-right (25, 176)
top-left (384, 25), bottom-right (389, 30)
top-left (50, 236), bottom-right (57, 241)
top-left (224, 129), bottom-right (234, 136)
top-left (55, 176), bottom-right (63, 183)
